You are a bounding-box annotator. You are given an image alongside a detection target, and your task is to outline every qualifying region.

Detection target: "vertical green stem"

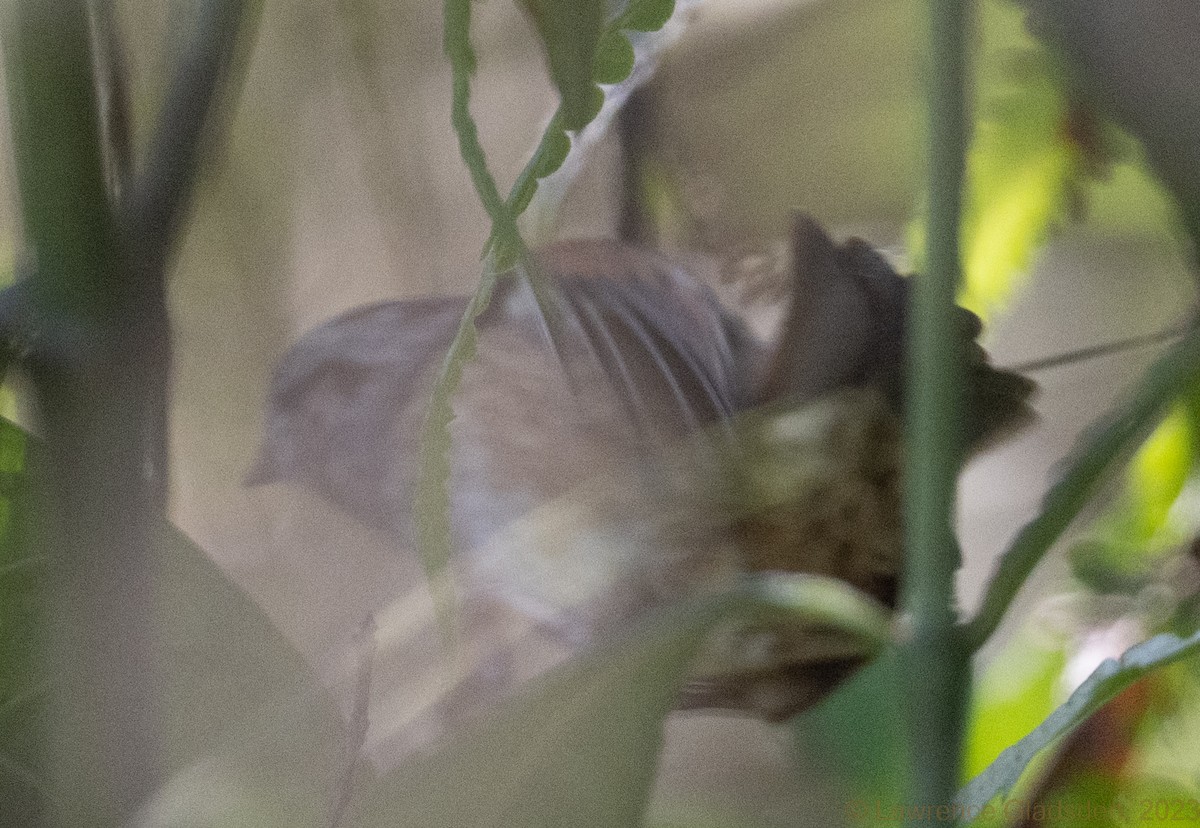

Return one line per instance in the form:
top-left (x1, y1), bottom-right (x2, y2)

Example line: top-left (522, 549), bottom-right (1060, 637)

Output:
top-left (904, 0), bottom-right (971, 817)
top-left (2, 1), bottom-right (254, 822)
top-left (3, 1), bottom-right (162, 823)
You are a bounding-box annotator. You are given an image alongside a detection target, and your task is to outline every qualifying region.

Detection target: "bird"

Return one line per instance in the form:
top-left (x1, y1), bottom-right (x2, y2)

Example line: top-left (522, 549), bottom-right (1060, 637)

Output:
top-left (249, 214), bottom-right (1035, 726)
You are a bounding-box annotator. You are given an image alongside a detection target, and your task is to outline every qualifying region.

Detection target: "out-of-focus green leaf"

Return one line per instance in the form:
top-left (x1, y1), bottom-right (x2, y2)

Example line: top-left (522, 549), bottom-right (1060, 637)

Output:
top-left (0, 421), bottom-right (42, 823)
top-left (1022, 0), bottom-right (1200, 221)
top-left (957, 630), bottom-right (1200, 811)
top-left (534, 127), bottom-right (571, 179)
top-left (517, 0), bottom-right (607, 130)
top-left (965, 326), bottom-right (1200, 651)
top-left (1129, 667), bottom-right (1200, 808)
top-left (618, 0), bottom-right (675, 33)
top-left (594, 28), bottom-right (636, 85)
top-left (0, 418), bottom-right (344, 825)
top-left (909, 2), bottom-right (1114, 321)
top-left (499, 0), bottom-right (676, 232)
top-left (792, 649), bottom-right (908, 823)
top-left (1014, 771), bottom-right (1124, 828)
top-left (136, 525), bottom-right (347, 828)
top-left (956, 48), bottom-right (1103, 319)
top-left (352, 599), bottom-right (724, 828)
top-left (1071, 394), bottom-right (1200, 594)
top-left (1114, 776), bottom-right (1200, 826)
top-left (966, 623), bottom-right (1067, 780)
top-left (350, 573), bottom-right (888, 827)
top-left (413, 272), bottom-right (500, 638)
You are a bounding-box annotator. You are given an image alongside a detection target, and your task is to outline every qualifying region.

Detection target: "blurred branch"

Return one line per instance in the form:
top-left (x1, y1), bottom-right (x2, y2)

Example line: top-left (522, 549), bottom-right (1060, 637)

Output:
top-left (903, 0), bottom-right (971, 814)
top-left (1, 1), bottom-right (261, 821)
top-left (616, 86), bottom-right (657, 246)
top-left (1022, 1), bottom-right (1200, 245)
top-left (1, 1), bottom-right (159, 822)
top-left (328, 614), bottom-right (376, 828)
top-left (126, 0), bottom-right (260, 503)
top-left (123, 0), bottom-right (260, 283)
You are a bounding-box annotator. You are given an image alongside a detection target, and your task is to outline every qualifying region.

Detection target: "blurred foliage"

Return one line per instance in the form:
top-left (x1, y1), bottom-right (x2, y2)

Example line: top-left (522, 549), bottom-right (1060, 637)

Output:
top-left (908, 0), bottom-right (1118, 320)
top-left (517, 0), bottom-right (606, 129)
top-left (344, 573), bottom-right (887, 827)
top-left (793, 649), bottom-right (908, 821)
top-left (0, 420), bottom-right (41, 823)
top-left (504, 0), bottom-right (676, 218)
top-left (965, 624), bottom-right (1067, 780)
top-left (349, 598), bottom-right (723, 828)
top-left (1134, 663), bottom-right (1200, 803)
top-left (0, 417), bottom-right (345, 825)
top-left (1071, 390), bottom-right (1200, 594)
top-left (959, 630), bottom-right (1200, 812)
top-left (956, 49), bottom-right (1111, 319)
top-left (1021, 0), bottom-right (1200, 230)
top-left (416, 0), bottom-right (679, 631)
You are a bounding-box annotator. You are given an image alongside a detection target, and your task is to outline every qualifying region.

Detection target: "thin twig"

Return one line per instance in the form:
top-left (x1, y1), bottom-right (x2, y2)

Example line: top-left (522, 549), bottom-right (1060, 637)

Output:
top-left (1006, 321), bottom-right (1194, 375)
top-left (328, 614), bottom-right (376, 828)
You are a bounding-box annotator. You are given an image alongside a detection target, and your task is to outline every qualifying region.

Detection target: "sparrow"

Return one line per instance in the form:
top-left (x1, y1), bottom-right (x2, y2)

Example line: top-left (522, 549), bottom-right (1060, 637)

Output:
top-left (250, 214), bottom-right (1035, 723)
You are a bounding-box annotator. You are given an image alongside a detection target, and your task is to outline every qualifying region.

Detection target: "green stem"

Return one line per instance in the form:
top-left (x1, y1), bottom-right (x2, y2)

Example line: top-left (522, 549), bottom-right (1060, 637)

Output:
top-left (126, 0), bottom-right (253, 280)
top-left (2, 2), bottom-right (257, 821)
top-left (903, 0), bottom-right (971, 817)
top-left (123, 0), bottom-right (257, 500)
top-left (3, 2), bottom-right (159, 822)
top-left (444, 0), bottom-right (523, 266)
top-left (964, 321), bottom-right (1200, 652)
top-left (412, 0), bottom-right (513, 605)
top-left (416, 0), bottom-right (572, 609)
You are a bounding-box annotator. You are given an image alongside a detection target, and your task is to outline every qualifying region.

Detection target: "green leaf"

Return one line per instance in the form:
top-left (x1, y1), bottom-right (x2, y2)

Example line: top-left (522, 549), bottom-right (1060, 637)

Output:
top-left (352, 598), bottom-right (726, 828)
top-left (617, 0), bottom-right (675, 33)
top-left (909, 4), bottom-right (1115, 321)
top-left (956, 49), bottom-right (1095, 319)
top-left (136, 525), bottom-right (346, 827)
top-left (535, 127), bottom-right (572, 179)
top-left (965, 622), bottom-right (1067, 780)
top-left (517, 0), bottom-right (607, 130)
top-left (1023, 0), bottom-right (1200, 221)
top-left (350, 574), bottom-right (887, 827)
top-left (793, 650), bottom-right (908, 822)
top-left (1130, 670), bottom-right (1200, 811)
top-left (753, 573), bottom-right (890, 648)
top-left (594, 29), bottom-right (635, 85)
top-left (957, 630), bottom-right (1200, 811)
top-left (0, 419), bottom-right (344, 824)
top-left (1071, 399), bottom-right (1200, 593)
top-left (412, 270), bottom-right (500, 638)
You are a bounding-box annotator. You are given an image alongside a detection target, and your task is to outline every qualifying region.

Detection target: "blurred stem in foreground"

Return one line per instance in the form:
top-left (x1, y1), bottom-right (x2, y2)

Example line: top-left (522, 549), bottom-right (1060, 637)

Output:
top-left (903, 0), bottom-right (971, 817)
top-left (3, 2), bottom-right (158, 822)
top-left (0, 1), bottom-right (255, 823)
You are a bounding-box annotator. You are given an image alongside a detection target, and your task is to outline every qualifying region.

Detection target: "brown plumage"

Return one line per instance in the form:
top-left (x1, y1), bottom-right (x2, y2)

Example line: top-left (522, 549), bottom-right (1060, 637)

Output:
top-left (251, 214), bottom-right (1034, 722)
